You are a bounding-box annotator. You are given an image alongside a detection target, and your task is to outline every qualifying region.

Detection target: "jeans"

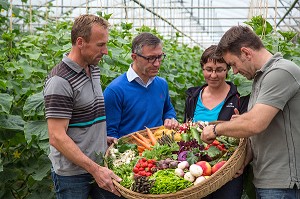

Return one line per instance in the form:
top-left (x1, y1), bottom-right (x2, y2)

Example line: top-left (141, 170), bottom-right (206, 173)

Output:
top-left (203, 174), bottom-right (243, 199)
top-left (51, 171), bottom-right (125, 199)
top-left (256, 187), bottom-right (300, 199)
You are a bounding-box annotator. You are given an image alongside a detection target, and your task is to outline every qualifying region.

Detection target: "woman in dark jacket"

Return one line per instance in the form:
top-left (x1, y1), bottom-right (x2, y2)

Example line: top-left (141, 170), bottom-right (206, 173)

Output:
top-left (184, 45), bottom-right (249, 199)
top-left (184, 81), bottom-right (249, 122)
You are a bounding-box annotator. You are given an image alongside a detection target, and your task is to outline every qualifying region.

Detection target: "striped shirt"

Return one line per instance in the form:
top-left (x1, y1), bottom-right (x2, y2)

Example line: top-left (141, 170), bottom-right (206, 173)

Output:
top-left (44, 55), bottom-right (107, 176)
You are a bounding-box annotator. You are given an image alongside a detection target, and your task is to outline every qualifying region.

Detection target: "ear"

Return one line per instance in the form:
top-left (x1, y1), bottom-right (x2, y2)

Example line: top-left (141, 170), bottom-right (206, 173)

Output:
top-left (131, 53), bottom-right (137, 61)
top-left (76, 37), bottom-right (84, 49)
top-left (240, 47), bottom-right (252, 60)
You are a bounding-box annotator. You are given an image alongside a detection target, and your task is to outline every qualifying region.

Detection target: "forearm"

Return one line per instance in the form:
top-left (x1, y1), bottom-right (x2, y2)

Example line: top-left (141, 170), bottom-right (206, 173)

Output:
top-left (216, 104), bottom-right (279, 138)
top-left (215, 117), bottom-right (258, 138)
top-left (201, 104), bottom-right (279, 144)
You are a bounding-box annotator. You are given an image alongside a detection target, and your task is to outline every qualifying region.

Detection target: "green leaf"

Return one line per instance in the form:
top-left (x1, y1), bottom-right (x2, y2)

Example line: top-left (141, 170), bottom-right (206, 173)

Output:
top-left (206, 146), bottom-right (222, 160)
top-left (24, 120), bottom-right (48, 143)
top-left (0, 0), bottom-right (10, 10)
top-left (0, 93), bottom-right (13, 114)
top-left (0, 169), bottom-right (19, 187)
top-left (31, 158), bottom-right (51, 181)
top-left (0, 79), bottom-right (7, 90)
top-left (22, 52), bottom-right (41, 60)
top-left (186, 151), bottom-right (198, 165)
top-left (115, 140), bottom-right (137, 153)
top-left (0, 114), bottom-right (24, 131)
top-left (23, 91), bottom-right (45, 117)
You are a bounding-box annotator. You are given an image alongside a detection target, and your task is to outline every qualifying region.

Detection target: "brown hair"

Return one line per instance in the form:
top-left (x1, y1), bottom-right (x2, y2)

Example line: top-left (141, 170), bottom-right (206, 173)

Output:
top-left (132, 32), bottom-right (162, 54)
top-left (216, 25), bottom-right (264, 57)
top-left (71, 14), bottom-right (109, 45)
top-left (200, 45), bottom-right (230, 70)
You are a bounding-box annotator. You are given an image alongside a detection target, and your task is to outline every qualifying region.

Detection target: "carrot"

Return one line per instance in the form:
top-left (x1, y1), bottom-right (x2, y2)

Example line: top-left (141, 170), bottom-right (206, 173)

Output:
top-left (135, 132), bottom-right (151, 145)
top-left (131, 134), bottom-right (152, 150)
top-left (145, 126), bottom-right (157, 145)
top-left (138, 145), bottom-right (145, 153)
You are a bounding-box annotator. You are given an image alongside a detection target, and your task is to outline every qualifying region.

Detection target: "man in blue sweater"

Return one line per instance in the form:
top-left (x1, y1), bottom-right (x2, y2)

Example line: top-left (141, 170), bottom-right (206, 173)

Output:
top-left (104, 32), bottom-right (178, 138)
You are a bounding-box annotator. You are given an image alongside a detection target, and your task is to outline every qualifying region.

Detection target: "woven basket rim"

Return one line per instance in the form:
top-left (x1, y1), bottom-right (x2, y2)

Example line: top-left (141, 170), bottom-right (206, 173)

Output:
top-left (105, 124), bottom-right (246, 199)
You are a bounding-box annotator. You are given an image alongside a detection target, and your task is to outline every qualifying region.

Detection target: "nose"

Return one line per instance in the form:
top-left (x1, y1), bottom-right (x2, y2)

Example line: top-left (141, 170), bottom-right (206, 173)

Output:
top-left (210, 70), bottom-right (218, 77)
top-left (102, 46), bottom-right (108, 55)
top-left (152, 58), bottom-right (160, 67)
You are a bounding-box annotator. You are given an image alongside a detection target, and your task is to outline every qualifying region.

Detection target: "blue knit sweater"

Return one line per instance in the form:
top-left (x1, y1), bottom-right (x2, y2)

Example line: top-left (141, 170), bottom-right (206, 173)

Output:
top-left (104, 73), bottom-right (176, 138)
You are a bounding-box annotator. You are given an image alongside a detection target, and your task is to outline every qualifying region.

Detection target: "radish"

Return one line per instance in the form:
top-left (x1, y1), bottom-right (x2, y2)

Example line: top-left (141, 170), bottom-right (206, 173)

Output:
top-left (174, 168), bottom-right (185, 177)
top-left (184, 172), bottom-right (195, 182)
top-left (177, 161), bottom-right (189, 170)
top-left (189, 164), bottom-right (203, 177)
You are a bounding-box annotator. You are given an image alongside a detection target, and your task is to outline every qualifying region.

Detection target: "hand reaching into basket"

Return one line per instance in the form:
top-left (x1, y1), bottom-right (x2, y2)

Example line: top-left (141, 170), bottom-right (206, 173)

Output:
top-left (201, 125), bottom-right (216, 144)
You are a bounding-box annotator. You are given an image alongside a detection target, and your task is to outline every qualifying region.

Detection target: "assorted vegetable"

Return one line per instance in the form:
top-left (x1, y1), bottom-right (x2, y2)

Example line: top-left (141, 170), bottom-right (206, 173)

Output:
top-left (106, 122), bottom-right (240, 195)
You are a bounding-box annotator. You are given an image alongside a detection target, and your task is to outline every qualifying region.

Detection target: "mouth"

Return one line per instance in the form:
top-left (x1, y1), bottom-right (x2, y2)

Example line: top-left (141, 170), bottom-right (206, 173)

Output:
top-left (150, 69), bottom-right (159, 73)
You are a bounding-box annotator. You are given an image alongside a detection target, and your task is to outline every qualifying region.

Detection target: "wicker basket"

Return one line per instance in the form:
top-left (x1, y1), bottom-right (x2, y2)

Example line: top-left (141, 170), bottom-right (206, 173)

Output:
top-left (105, 126), bottom-right (246, 199)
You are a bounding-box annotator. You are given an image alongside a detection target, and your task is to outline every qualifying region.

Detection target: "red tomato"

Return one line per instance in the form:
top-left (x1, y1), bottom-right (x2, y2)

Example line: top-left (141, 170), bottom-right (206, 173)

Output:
top-left (147, 159), bottom-right (155, 164)
top-left (212, 140), bottom-right (220, 146)
top-left (133, 167), bottom-right (139, 173)
top-left (140, 171), bottom-right (146, 176)
top-left (148, 163), bottom-right (154, 168)
top-left (135, 163), bottom-right (141, 168)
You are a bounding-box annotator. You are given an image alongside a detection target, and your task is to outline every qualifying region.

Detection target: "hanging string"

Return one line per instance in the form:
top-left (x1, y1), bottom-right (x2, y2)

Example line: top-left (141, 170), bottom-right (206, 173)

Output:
top-left (29, 0), bottom-right (32, 33)
top-left (9, 0), bottom-right (12, 32)
top-left (86, 0), bottom-right (88, 14)
top-left (45, 0), bottom-right (48, 26)
top-left (274, 0), bottom-right (277, 32)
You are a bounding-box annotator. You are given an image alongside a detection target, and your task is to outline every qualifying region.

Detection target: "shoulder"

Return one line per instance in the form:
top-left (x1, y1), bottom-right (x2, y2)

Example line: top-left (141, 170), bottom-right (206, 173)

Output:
top-left (155, 76), bottom-right (167, 83)
top-left (275, 59), bottom-right (300, 76)
top-left (186, 86), bottom-right (201, 93)
top-left (45, 62), bottom-right (72, 87)
top-left (49, 62), bottom-right (71, 78)
top-left (186, 85), bottom-right (205, 96)
top-left (107, 73), bottom-right (127, 88)
top-left (226, 81), bottom-right (239, 95)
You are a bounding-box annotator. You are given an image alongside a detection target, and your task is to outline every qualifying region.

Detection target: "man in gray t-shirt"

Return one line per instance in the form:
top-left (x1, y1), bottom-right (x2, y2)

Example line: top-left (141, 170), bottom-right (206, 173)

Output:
top-left (201, 25), bottom-right (300, 198)
top-left (44, 14), bottom-right (122, 199)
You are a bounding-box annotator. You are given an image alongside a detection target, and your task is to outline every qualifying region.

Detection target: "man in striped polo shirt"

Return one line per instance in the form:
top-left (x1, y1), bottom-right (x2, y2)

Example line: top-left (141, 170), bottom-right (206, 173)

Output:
top-left (44, 14), bottom-right (122, 199)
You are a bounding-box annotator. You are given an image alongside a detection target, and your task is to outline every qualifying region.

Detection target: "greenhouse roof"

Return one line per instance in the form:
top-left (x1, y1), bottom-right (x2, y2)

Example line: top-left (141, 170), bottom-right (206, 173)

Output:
top-left (12, 0), bottom-right (300, 48)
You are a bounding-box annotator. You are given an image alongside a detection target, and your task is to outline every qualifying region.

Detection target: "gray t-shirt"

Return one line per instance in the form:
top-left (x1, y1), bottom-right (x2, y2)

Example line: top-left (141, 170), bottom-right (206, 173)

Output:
top-left (249, 53), bottom-right (300, 189)
top-left (44, 55), bottom-right (107, 176)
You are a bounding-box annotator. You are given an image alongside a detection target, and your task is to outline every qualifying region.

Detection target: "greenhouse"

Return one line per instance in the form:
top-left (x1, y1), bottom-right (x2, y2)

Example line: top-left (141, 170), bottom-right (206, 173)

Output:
top-left (8, 0), bottom-right (300, 47)
top-left (1, 0), bottom-right (300, 199)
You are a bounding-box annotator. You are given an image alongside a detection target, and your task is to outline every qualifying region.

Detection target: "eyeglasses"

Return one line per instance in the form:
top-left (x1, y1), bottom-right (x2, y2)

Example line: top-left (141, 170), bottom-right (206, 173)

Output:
top-left (136, 53), bottom-right (166, 64)
top-left (203, 68), bottom-right (227, 74)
